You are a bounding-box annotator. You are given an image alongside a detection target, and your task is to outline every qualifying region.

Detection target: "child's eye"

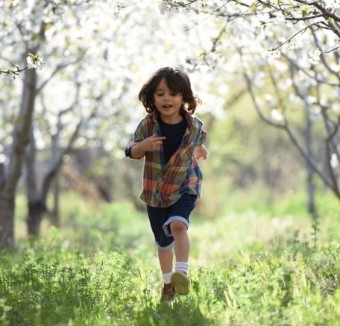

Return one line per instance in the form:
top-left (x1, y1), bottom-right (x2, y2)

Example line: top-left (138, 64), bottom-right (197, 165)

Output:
top-left (156, 93), bottom-right (164, 96)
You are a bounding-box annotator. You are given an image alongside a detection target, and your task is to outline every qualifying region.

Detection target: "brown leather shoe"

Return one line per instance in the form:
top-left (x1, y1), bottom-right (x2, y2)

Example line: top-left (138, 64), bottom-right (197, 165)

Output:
top-left (160, 283), bottom-right (175, 301)
top-left (171, 272), bottom-right (189, 295)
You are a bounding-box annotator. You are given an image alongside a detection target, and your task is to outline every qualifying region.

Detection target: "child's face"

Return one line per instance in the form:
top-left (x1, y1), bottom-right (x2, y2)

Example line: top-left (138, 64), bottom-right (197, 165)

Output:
top-left (153, 78), bottom-right (183, 123)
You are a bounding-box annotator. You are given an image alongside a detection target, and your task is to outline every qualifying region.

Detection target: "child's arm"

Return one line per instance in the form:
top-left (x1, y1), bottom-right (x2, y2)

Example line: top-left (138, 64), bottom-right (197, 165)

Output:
top-left (130, 134), bottom-right (166, 159)
top-left (194, 144), bottom-right (208, 160)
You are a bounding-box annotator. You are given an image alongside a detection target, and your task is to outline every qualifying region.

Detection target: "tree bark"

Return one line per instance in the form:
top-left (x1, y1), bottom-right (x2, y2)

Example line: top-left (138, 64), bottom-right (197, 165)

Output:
top-left (25, 128), bottom-right (44, 236)
top-left (0, 67), bottom-right (37, 248)
top-left (0, 194), bottom-right (15, 249)
top-left (50, 173), bottom-right (61, 228)
top-left (27, 200), bottom-right (46, 236)
top-left (304, 98), bottom-right (317, 219)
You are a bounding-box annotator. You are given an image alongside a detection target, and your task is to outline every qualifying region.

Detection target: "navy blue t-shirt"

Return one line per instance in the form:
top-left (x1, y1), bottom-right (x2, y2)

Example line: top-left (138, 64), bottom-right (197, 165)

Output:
top-left (158, 117), bottom-right (187, 164)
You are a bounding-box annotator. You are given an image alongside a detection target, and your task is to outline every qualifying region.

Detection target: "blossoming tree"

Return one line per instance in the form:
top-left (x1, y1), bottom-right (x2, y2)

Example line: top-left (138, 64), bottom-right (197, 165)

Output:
top-left (160, 0), bottom-right (340, 216)
top-left (0, 0), bottom-right (138, 246)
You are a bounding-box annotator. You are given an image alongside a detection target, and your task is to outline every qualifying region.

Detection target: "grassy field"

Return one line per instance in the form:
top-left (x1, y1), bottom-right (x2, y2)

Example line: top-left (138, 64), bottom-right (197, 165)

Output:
top-left (0, 191), bottom-right (339, 325)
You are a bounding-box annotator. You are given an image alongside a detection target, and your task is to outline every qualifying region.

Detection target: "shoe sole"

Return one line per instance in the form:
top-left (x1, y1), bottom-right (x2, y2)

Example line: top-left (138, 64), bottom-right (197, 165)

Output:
top-left (171, 272), bottom-right (189, 295)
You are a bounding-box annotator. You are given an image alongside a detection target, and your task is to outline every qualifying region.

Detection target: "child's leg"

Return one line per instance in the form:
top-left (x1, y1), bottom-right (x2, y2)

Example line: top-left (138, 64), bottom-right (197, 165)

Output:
top-left (170, 221), bottom-right (189, 263)
top-left (146, 205), bottom-right (176, 300)
top-left (169, 223), bottom-right (190, 294)
top-left (159, 248), bottom-right (175, 301)
top-left (158, 247), bottom-right (173, 274)
top-left (165, 194), bottom-right (197, 295)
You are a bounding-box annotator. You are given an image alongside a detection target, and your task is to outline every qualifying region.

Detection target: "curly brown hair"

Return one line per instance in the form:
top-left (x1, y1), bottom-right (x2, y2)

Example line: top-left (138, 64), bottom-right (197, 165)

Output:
top-left (138, 67), bottom-right (201, 115)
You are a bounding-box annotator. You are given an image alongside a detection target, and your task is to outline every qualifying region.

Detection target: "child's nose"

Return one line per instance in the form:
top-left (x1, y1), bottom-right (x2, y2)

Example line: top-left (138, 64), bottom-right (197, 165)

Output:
top-left (164, 93), bottom-right (171, 100)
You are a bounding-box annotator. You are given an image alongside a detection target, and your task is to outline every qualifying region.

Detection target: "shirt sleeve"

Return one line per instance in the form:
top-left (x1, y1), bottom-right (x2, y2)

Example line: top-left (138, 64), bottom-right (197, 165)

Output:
top-left (133, 117), bottom-right (148, 143)
top-left (125, 117), bottom-right (148, 159)
top-left (193, 116), bottom-right (207, 146)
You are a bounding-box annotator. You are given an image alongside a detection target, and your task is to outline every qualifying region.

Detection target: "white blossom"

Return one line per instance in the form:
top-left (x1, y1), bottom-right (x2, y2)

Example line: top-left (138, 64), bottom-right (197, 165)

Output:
top-left (332, 103), bottom-right (340, 113)
top-left (271, 109), bottom-right (284, 122)
top-left (308, 48), bottom-right (321, 65)
top-left (8, 65), bottom-right (19, 79)
top-left (330, 154), bottom-right (338, 169)
top-left (0, 153), bottom-right (6, 163)
top-left (26, 53), bottom-right (45, 69)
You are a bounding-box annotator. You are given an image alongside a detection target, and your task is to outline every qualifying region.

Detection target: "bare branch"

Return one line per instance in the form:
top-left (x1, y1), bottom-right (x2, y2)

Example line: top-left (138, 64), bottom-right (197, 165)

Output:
top-left (41, 82), bottom-right (83, 204)
top-left (36, 53), bottom-right (86, 94)
top-left (282, 54), bottom-right (338, 87)
top-left (284, 125), bottom-right (336, 191)
top-left (240, 65), bottom-right (286, 129)
top-left (286, 14), bottom-right (324, 21)
top-left (287, 59), bottom-right (338, 191)
top-left (310, 28), bottom-right (340, 82)
top-left (269, 21), bottom-right (322, 51)
top-left (238, 46), bottom-right (337, 194)
top-left (327, 115), bottom-right (340, 142)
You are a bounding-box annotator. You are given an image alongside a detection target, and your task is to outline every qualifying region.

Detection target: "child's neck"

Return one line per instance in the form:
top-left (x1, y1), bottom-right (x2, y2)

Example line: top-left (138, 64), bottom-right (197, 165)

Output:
top-left (160, 114), bottom-right (183, 124)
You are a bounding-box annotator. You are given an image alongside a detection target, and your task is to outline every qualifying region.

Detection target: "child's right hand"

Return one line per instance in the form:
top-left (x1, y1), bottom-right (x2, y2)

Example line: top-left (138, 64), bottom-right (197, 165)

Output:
top-left (140, 134), bottom-right (166, 152)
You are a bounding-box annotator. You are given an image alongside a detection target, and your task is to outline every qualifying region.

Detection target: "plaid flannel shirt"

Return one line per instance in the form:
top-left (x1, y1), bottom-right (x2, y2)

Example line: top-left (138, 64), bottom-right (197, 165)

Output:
top-left (128, 110), bottom-right (207, 207)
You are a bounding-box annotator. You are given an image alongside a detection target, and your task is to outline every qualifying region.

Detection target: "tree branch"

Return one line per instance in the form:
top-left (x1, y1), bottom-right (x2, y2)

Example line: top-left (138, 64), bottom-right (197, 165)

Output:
top-left (287, 59), bottom-right (338, 192)
top-left (295, 0), bottom-right (340, 23)
top-left (269, 21), bottom-right (322, 51)
top-left (239, 47), bottom-right (337, 194)
top-left (241, 69), bottom-right (286, 129)
top-left (41, 117), bottom-right (83, 204)
top-left (36, 53), bottom-right (86, 94)
top-left (285, 14), bottom-right (324, 21)
top-left (310, 28), bottom-right (340, 82)
top-left (282, 53), bottom-right (338, 87)
top-left (40, 81), bottom-right (82, 204)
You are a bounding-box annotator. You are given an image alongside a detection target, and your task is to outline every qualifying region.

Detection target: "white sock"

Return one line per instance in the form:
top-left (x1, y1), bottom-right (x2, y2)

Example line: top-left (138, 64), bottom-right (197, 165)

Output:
top-left (175, 262), bottom-right (189, 274)
top-left (162, 272), bottom-right (172, 284)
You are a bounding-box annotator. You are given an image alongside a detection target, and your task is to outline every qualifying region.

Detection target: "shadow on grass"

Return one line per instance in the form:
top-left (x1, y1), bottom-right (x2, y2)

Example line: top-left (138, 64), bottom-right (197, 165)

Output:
top-left (136, 296), bottom-right (212, 326)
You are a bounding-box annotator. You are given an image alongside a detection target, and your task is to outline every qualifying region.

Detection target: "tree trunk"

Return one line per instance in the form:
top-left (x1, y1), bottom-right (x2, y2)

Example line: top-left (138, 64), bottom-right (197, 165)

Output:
top-left (306, 164), bottom-right (317, 219)
top-left (305, 105), bottom-right (317, 220)
top-left (27, 200), bottom-right (46, 236)
top-left (50, 173), bottom-right (61, 228)
top-left (0, 65), bottom-right (37, 249)
top-left (0, 194), bottom-right (15, 249)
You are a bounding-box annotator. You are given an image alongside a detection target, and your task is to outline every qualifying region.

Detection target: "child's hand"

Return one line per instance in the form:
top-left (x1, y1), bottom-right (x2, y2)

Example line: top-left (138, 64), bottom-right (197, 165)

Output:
top-left (194, 145), bottom-right (208, 160)
top-left (139, 134), bottom-right (166, 152)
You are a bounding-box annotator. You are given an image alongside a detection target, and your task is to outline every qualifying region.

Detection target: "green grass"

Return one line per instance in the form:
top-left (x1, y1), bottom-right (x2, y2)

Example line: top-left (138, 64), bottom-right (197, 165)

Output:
top-left (2, 192), bottom-right (339, 325)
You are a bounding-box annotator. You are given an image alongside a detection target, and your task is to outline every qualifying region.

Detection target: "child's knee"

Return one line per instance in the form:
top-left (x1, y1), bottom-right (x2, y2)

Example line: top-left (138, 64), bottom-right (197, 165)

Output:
top-left (170, 221), bottom-right (186, 233)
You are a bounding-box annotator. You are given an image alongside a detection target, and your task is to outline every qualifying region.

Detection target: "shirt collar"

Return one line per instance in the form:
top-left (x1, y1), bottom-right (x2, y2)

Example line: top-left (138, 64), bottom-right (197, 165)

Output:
top-left (149, 110), bottom-right (194, 129)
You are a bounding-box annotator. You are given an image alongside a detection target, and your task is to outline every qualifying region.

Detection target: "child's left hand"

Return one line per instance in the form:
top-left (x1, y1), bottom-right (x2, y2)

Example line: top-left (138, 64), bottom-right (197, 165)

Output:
top-left (194, 145), bottom-right (208, 160)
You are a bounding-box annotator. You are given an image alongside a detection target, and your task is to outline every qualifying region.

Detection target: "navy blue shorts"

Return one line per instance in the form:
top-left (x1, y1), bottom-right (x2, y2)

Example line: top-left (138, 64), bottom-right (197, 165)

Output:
top-left (146, 194), bottom-right (197, 250)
